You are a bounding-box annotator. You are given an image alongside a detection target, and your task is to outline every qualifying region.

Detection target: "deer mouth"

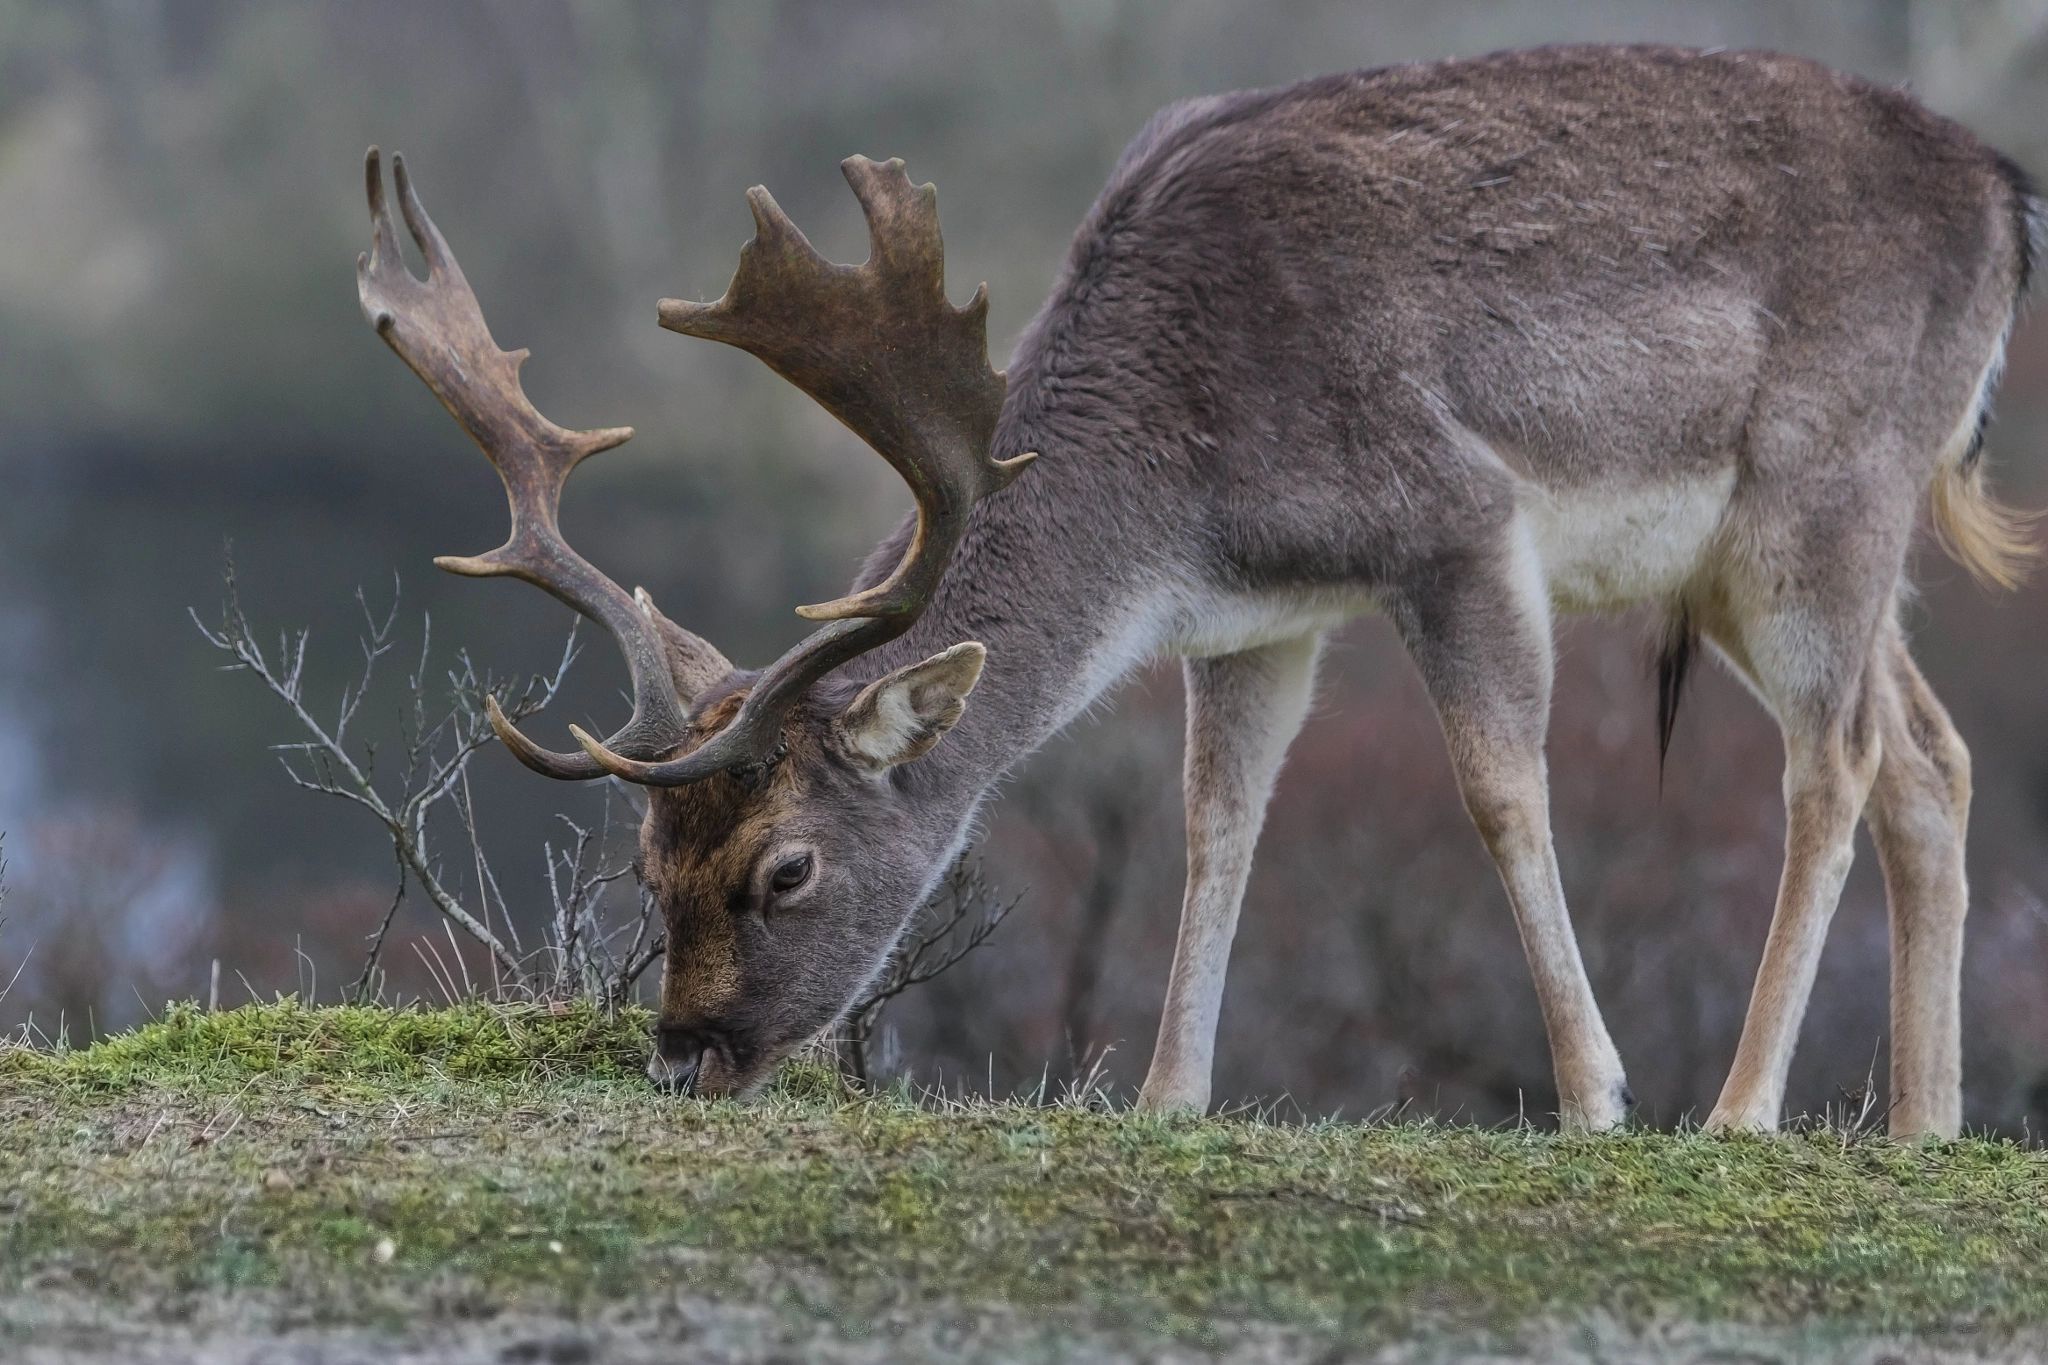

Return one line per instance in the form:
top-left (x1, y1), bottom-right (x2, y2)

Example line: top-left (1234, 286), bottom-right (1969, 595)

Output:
top-left (646, 1046), bottom-right (701, 1095)
top-left (648, 1021), bottom-right (712, 1094)
top-left (649, 1022), bottom-right (777, 1097)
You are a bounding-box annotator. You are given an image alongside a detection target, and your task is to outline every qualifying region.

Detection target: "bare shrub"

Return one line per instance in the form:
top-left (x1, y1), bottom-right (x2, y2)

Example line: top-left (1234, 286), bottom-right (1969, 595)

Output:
top-left (194, 562), bottom-right (658, 1006)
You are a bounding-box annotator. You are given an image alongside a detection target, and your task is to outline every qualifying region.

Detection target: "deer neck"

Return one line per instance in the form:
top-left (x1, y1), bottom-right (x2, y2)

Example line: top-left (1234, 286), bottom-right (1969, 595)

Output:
top-left (853, 422), bottom-right (1158, 806)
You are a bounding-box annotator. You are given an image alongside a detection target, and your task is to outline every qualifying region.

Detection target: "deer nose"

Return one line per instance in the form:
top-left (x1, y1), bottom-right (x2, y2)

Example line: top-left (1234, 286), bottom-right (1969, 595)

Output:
top-left (650, 1022), bottom-right (709, 1094)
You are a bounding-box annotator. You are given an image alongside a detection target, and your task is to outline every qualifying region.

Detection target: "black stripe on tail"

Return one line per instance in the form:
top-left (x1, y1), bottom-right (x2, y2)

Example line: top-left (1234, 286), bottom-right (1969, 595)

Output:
top-left (1993, 151), bottom-right (2045, 305)
top-left (1960, 405), bottom-right (1992, 478)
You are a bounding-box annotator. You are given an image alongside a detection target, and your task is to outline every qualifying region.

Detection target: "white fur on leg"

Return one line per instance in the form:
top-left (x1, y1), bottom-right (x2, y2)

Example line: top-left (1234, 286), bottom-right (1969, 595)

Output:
top-left (1138, 633), bottom-right (1322, 1112)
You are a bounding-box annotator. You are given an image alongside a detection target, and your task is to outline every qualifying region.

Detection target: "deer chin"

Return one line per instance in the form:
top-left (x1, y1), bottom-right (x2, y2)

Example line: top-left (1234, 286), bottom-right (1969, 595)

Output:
top-left (645, 1048), bottom-right (695, 1094)
top-left (693, 1048), bottom-right (780, 1099)
top-left (645, 1031), bottom-right (787, 1099)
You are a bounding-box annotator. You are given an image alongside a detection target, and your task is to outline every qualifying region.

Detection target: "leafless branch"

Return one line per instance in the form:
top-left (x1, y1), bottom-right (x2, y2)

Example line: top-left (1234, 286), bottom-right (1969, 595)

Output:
top-left (346, 846), bottom-right (408, 1005)
top-left (196, 556), bottom-right (660, 1006)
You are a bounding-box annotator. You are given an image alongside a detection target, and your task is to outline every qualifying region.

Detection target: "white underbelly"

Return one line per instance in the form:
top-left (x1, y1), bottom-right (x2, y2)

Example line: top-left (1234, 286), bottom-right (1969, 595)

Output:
top-left (1521, 468), bottom-right (1735, 612)
top-left (1156, 586), bottom-right (1376, 659)
top-left (1125, 470), bottom-right (1733, 672)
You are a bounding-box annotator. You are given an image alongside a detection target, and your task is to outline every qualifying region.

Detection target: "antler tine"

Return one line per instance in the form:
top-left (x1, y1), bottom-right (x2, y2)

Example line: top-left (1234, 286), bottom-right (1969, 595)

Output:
top-left (659, 156), bottom-right (1036, 624)
top-left (357, 147), bottom-right (693, 780)
top-left (561, 156), bottom-right (1036, 787)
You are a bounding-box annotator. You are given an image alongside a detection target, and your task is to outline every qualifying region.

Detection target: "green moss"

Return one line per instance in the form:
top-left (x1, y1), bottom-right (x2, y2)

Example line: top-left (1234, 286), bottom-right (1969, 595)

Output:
top-left (0, 997), bottom-right (653, 1092)
top-left (7, 1003), bottom-right (2048, 1347)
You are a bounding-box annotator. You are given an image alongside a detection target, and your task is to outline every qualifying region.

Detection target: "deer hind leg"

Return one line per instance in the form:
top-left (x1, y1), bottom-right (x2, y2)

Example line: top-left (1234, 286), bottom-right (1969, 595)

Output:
top-left (1137, 631), bottom-right (1322, 1113)
top-left (1864, 613), bottom-right (1971, 1137)
top-left (1390, 525), bottom-right (1630, 1132)
top-left (1704, 592), bottom-right (1889, 1133)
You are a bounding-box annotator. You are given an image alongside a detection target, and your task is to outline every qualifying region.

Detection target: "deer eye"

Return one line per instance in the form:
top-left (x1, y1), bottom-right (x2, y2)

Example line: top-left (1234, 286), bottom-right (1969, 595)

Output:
top-left (768, 853), bottom-right (813, 894)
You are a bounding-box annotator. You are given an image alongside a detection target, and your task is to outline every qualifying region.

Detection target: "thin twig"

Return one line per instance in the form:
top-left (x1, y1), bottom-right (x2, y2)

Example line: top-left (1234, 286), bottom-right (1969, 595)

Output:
top-left (838, 855), bottom-right (1018, 1086)
top-left (348, 847), bottom-right (409, 1005)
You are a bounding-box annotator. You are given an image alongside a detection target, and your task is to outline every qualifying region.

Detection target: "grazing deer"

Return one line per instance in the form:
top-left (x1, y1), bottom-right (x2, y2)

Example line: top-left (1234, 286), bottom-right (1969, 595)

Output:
top-left (358, 44), bottom-right (2038, 1136)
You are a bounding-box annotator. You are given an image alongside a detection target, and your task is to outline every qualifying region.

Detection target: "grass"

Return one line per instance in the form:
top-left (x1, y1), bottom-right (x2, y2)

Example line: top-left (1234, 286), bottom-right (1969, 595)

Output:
top-left (6, 1000), bottom-right (2048, 1357)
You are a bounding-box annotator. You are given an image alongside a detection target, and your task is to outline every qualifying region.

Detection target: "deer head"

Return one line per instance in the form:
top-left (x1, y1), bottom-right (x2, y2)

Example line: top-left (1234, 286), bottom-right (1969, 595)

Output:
top-left (358, 148), bottom-right (1033, 1094)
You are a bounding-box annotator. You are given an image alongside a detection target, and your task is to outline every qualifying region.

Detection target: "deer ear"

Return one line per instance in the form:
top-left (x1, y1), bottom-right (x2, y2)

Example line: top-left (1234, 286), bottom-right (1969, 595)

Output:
top-left (835, 642), bottom-right (986, 773)
top-left (634, 586), bottom-right (733, 704)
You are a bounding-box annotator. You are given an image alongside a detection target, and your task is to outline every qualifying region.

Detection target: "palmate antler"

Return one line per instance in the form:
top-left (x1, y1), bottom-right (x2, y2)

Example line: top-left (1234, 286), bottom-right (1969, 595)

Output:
top-left (357, 148), bottom-right (1033, 786)
top-left (357, 148), bottom-right (688, 780)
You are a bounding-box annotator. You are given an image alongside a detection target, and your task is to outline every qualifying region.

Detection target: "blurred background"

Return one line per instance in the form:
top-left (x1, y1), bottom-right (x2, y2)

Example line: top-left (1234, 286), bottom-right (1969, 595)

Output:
top-left (4, 0), bottom-right (2048, 1131)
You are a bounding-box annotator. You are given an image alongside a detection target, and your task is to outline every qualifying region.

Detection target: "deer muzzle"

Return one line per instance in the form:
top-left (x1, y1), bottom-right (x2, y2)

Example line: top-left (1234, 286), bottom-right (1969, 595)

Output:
top-left (648, 1022), bottom-right (710, 1094)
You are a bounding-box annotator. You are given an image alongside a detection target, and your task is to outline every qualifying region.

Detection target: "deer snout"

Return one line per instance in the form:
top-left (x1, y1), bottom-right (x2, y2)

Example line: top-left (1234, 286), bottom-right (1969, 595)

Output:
top-left (648, 1021), bottom-right (712, 1094)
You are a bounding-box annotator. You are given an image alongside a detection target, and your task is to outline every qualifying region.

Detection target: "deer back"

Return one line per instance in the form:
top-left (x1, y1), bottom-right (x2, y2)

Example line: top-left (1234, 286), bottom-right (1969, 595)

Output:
top-left (936, 45), bottom-right (2035, 632)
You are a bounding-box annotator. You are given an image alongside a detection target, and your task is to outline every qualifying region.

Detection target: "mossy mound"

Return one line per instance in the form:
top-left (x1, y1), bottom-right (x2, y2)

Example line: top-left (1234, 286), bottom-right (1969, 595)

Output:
top-left (0, 997), bottom-right (653, 1092)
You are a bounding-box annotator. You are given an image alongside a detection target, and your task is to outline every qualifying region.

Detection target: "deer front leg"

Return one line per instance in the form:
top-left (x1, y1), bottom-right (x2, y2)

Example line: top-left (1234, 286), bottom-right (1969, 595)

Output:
top-left (1392, 535), bottom-right (1632, 1132)
top-left (1137, 632), bottom-right (1322, 1113)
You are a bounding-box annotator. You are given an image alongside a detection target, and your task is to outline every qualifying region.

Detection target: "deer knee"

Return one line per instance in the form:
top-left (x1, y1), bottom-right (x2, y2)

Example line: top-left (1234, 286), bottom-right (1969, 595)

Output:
top-left (1880, 687), bottom-right (1971, 825)
top-left (1459, 773), bottom-right (1544, 850)
top-left (1908, 696), bottom-right (1971, 814)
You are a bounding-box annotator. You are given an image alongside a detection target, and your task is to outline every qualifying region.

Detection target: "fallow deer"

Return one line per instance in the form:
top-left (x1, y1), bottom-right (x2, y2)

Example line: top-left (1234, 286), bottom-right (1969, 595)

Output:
top-left (358, 44), bottom-right (2039, 1136)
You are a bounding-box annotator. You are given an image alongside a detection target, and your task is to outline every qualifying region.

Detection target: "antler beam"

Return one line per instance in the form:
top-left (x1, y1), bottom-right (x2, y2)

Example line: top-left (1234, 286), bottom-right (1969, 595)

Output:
top-left (356, 147), bottom-right (694, 779)
top-left (658, 158), bottom-right (1035, 623)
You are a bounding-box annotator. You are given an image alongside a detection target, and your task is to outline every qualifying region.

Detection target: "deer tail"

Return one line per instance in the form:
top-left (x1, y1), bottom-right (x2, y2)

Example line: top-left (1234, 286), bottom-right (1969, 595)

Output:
top-left (1938, 157), bottom-right (2048, 592)
top-left (1932, 412), bottom-right (2037, 591)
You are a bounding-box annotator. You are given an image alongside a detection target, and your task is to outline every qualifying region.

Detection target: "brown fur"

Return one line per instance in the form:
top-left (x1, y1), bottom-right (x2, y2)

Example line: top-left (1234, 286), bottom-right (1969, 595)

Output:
top-left (640, 652), bottom-right (987, 1095)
